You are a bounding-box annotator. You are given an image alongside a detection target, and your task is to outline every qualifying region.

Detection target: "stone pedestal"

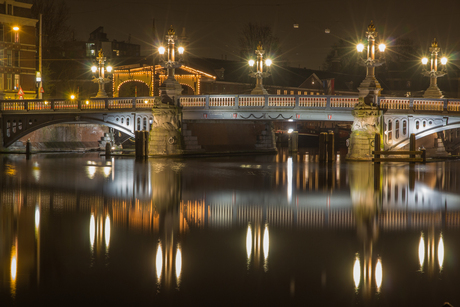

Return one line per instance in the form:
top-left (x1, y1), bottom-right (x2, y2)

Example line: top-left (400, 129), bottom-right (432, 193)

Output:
top-left (423, 84), bottom-right (443, 99)
top-left (161, 76), bottom-right (183, 105)
top-left (149, 104), bottom-right (183, 155)
top-left (251, 84), bottom-right (268, 95)
top-left (346, 99), bottom-right (380, 161)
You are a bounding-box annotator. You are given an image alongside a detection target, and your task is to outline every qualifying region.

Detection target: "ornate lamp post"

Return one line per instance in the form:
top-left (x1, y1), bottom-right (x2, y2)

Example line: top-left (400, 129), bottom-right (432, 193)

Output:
top-left (91, 50), bottom-right (113, 98)
top-left (248, 42), bottom-right (272, 95)
top-left (421, 38), bottom-right (448, 98)
top-left (347, 21), bottom-right (386, 161)
top-left (158, 26), bottom-right (185, 103)
top-left (356, 21), bottom-right (386, 102)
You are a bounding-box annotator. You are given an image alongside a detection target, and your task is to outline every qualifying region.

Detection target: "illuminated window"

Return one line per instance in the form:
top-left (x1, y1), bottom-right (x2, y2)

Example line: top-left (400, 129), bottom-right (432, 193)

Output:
top-left (298, 91), bottom-right (301, 95)
top-left (290, 90), bottom-right (294, 95)
top-left (416, 121), bottom-right (419, 129)
top-left (284, 90), bottom-right (287, 95)
top-left (276, 89), bottom-right (280, 95)
top-left (402, 120), bottom-right (407, 135)
top-left (304, 91), bottom-right (308, 95)
top-left (86, 43), bottom-right (95, 57)
top-left (13, 31), bottom-right (19, 43)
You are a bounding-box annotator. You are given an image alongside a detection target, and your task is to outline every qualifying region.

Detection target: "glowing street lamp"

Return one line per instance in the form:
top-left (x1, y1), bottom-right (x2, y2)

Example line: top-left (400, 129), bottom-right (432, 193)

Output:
top-left (157, 25), bottom-right (185, 103)
top-left (91, 49), bottom-right (113, 98)
top-left (356, 21), bottom-right (386, 102)
top-left (248, 42), bottom-right (272, 95)
top-left (421, 38), bottom-right (448, 98)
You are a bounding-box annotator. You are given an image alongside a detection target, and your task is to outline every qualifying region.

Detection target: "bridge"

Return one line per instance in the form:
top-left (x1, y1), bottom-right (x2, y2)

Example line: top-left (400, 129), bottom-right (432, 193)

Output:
top-left (1, 95), bottom-right (460, 151)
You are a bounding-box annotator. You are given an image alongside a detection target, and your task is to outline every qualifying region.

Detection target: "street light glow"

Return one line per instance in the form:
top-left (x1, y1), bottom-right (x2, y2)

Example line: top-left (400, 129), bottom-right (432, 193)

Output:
top-left (106, 65), bottom-right (112, 73)
top-left (12, 26), bottom-right (19, 31)
top-left (91, 65), bottom-right (97, 73)
top-left (158, 46), bottom-right (165, 55)
top-left (265, 59), bottom-right (272, 66)
top-left (421, 57), bottom-right (428, 65)
top-left (378, 43), bottom-right (386, 52)
top-left (356, 43), bottom-right (365, 52)
top-left (70, 94), bottom-right (75, 100)
top-left (441, 57), bottom-right (448, 65)
top-left (248, 59), bottom-right (255, 67)
top-left (178, 46), bottom-right (184, 54)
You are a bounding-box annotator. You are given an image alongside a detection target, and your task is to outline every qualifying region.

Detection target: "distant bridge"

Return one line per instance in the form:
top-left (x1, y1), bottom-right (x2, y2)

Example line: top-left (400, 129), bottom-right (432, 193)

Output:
top-left (1, 95), bottom-right (460, 150)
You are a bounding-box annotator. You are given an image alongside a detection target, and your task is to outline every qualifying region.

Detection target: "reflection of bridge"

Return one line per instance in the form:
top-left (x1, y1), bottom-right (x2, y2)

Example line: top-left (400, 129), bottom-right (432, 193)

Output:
top-left (2, 95), bottom-right (460, 149)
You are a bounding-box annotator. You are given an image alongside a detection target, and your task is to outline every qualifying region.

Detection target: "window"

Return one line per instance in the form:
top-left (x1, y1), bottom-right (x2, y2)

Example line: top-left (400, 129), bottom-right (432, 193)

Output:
top-left (284, 90), bottom-right (287, 95)
top-left (13, 50), bottom-right (19, 67)
top-left (6, 50), bottom-right (12, 66)
top-left (0, 74), bottom-right (3, 91)
top-left (0, 24), bottom-right (3, 41)
top-left (6, 74), bottom-right (12, 90)
top-left (298, 91), bottom-right (301, 95)
top-left (290, 90), bottom-right (294, 95)
top-left (13, 31), bottom-right (19, 43)
top-left (14, 74), bottom-right (19, 89)
top-left (402, 120), bottom-right (407, 135)
top-left (0, 50), bottom-right (3, 66)
top-left (276, 89), bottom-right (280, 95)
top-left (304, 91), bottom-right (308, 95)
top-left (416, 121), bottom-right (419, 130)
top-left (86, 43), bottom-right (95, 57)
top-left (395, 120), bottom-right (399, 139)
top-left (388, 120), bottom-right (392, 141)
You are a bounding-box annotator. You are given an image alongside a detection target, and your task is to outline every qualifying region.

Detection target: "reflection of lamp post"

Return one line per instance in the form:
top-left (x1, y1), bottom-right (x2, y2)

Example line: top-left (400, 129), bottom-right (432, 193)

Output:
top-left (158, 25), bottom-right (185, 103)
top-left (91, 50), bottom-right (113, 98)
top-left (421, 39), bottom-right (448, 98)
top-left (248, 42), bottom-right (272, 95)
top-left (356, 21), bottom-right (386, 102)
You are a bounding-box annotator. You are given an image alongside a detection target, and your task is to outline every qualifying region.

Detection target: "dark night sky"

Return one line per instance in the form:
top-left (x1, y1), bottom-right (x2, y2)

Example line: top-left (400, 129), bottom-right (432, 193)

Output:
top-left (64, 0), bottom-right (460, 69)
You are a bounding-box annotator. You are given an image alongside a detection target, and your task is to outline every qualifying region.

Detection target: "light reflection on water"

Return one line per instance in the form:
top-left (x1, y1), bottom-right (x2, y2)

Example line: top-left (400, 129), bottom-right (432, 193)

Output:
top-left (1, 151), bottom-right (460, 306)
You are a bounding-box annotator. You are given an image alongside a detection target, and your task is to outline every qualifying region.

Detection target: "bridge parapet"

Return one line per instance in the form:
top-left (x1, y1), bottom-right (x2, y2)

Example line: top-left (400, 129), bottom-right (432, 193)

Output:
top-left (179, 95), bottom-right (359, 110)
top-left (0, 97), bottom-right (160, 112)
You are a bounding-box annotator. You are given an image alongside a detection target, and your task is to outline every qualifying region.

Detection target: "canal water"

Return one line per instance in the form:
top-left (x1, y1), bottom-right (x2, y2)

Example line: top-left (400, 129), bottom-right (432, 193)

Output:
top-left (1, 149), bottom-right (460, 306)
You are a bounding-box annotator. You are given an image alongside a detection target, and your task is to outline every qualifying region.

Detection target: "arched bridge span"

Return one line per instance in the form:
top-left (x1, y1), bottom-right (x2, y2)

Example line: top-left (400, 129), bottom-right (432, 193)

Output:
top-left (2, 95), bottom-right (460, 150)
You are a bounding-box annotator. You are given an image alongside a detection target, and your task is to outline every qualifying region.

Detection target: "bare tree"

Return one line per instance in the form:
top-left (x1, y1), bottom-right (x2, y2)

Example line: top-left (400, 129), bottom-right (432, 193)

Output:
top-left (238, 22), bottom-right (281, 61)
top-left (31, 0), bottom-right (71, 59)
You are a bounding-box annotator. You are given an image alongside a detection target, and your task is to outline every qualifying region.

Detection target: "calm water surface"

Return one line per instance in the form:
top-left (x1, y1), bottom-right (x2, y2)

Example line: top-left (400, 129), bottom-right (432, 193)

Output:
top-left (1, 150), bottom-right (460, 306)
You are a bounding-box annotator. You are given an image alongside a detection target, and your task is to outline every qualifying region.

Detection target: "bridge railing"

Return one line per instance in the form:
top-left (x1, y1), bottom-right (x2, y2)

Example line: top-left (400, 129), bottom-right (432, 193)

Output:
top-left (379, 97), bottom-right (460, 112)
top-left (3, 95), bottom-right (460, 113)
top-left (179, 95), bottom-right (359, 110)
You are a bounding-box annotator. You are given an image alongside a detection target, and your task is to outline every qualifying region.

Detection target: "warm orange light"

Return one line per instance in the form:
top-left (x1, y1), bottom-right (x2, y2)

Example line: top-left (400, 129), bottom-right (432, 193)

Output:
top-left (12, 26), bottom-right (19, 31)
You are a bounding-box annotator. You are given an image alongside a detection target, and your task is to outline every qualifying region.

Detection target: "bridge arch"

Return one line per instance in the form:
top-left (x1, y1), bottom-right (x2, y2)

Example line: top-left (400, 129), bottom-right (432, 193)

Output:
top-left (388, 123), bottom-right (460, 150)
top-left (3, 112), bottom-right (153, 148)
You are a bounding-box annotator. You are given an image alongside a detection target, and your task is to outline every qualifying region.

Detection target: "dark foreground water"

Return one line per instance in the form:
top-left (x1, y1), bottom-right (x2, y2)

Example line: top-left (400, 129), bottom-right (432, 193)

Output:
top-left (1, 149), bottom-right (460, 306)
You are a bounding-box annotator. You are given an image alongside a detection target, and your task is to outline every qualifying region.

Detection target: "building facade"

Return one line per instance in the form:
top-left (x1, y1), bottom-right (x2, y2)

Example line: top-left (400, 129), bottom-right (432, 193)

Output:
top-left (0, 0), bottom-right (37, 99)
